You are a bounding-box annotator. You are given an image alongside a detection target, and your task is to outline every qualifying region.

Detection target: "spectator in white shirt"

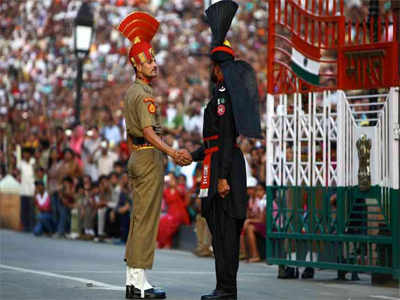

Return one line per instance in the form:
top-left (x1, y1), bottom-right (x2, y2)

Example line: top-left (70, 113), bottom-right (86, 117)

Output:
top-left (94, 140), bottom-right (118, 177)
top-left (17, 147), bottom-right (36, 232)
top-left (82, 126), bottom-right (101, 181)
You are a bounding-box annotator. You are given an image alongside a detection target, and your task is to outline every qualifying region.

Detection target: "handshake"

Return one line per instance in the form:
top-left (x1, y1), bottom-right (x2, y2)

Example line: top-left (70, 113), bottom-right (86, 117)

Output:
top-left (172, 149), bottom-right (193, 166)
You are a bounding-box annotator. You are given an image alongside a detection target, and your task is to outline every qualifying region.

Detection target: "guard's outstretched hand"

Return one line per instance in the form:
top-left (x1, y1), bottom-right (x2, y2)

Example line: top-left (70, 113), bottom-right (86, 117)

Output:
top-left (173, 149), bottom-right (192, 166)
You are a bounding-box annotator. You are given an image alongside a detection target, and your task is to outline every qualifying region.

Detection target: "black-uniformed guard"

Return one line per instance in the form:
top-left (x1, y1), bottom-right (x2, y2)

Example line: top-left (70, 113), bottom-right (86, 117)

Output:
top-left (189, 1), bottom-right (262, 299)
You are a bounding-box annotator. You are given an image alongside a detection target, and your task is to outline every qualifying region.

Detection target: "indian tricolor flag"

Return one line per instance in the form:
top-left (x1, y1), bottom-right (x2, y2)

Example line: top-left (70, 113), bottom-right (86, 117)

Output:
top-left (290, 35), bottom-right (321, 86)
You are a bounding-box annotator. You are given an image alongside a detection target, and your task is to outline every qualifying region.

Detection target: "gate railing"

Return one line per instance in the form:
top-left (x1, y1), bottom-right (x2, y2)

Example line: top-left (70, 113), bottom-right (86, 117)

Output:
top-left (266, 88), bottom-right (400, 278)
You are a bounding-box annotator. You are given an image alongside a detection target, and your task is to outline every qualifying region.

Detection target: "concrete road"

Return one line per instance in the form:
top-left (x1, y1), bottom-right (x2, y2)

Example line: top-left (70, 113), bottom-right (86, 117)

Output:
top-left (0, 230), bottom-right (399, 300)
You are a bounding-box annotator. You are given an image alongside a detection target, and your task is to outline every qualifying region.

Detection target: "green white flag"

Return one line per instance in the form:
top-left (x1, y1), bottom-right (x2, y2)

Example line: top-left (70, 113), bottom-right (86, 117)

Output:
top-left (290, 35), bottom-right (321, 86)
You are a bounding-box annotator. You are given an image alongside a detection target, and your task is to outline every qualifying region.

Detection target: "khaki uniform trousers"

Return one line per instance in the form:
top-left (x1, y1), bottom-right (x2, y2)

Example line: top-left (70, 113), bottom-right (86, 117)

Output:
top-left (125, 148), bottom-right (164, 269)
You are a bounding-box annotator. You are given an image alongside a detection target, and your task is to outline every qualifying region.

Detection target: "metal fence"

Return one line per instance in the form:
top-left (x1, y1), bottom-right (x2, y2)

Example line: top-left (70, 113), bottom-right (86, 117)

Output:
top-left (266, 88), bottom-right (399, 278)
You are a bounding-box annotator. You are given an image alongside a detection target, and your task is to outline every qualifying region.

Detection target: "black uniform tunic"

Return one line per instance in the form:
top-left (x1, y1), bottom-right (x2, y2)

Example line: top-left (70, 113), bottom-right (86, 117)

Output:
top-left (191, 82), bottom-right (247, 294)
top-left (191, 83), bottom-right (247, 219)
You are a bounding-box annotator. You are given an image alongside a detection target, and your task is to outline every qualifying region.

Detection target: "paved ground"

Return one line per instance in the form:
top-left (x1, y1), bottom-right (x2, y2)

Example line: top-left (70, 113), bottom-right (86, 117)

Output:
top-left (0, 229), bottom-right (399, 300)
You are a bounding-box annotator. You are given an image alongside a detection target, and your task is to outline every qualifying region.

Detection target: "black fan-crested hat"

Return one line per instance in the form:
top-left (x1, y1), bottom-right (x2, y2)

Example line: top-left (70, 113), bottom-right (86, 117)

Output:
top-left (205, 1), bottom-right (262, 139)
top-left (205, 0), bottom-right (238, 63)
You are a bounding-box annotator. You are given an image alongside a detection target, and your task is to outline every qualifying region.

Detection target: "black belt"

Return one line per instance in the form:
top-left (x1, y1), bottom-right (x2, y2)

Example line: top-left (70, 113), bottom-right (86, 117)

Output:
top-left (129, 135), bottom-right (148, 146)
top-left (203, 135), bottom-right (219, 149)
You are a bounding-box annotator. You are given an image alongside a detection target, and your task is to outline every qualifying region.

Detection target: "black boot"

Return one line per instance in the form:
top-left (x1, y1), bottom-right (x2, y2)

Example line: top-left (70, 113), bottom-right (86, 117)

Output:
top-left (278, 265), bottom-right (286, 278)
top-left (336, 270), bottom-right (347, 280)
top-left (125, 285), bottom-right (166, 299)
top-left (351, 272), bottom-right (360, 281)
top-left (126, 285), bottom-right (133, 299)
top-left (201, 290), bottom-right (237, 300)
top-left (278, 267), bottom-right (299, 279)
top-left (301, 267), bottom-right (315, 279)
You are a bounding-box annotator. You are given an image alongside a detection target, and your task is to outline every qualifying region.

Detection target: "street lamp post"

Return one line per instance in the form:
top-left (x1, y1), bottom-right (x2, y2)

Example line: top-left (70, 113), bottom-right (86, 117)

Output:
top-left (74, 2), bottom-right (94, 125)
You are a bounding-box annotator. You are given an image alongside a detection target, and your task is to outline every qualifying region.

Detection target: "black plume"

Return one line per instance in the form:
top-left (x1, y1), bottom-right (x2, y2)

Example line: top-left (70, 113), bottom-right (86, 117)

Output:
top-left (205, 0), bottom-right (238, 48)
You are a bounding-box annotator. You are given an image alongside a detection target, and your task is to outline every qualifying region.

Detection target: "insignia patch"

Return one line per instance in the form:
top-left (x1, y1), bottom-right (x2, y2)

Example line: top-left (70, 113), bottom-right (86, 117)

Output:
top-left (217, 104), bottom-right (226, 116)
top-left (148, 103), bottom-right (156, 114)
top-left (218, 86), bottom-right (226, 92)
top-left (217, 98), bottom-right (226, 105)
top-left (143, 98), bottom-right (155, 103)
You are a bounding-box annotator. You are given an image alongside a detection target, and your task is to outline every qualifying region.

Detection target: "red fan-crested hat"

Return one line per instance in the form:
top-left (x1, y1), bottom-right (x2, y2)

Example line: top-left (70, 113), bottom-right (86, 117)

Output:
top-left (117, 12), bottom-right (159, 66)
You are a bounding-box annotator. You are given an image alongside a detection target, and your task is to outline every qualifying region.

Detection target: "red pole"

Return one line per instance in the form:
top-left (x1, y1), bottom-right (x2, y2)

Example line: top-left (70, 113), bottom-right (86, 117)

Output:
top-left (277, 0), bottom-right (281, 24)
top-left (325, 22), bottom-right (329, 46)
top-left (319, 0), bottom-right (323, 15)
top-left (291, 1), bottom-right (295, 30)
top-left (369, 16), bottom-right (374, 42)
top-left (348, 17), bottom-right (352, 45)
top-left (337, 15), bottom-right (346, 89)
top-left (318, 20), bottom-right (322, 47)
top-left (392, 0), bottom-right (400, 81)
top-left (385, 14), bottom-right (390, 42)
top-left (267, 0), bottom-right (276, 94)
top-left (362, 19), bottom-right (367, 44)
top-left (297, 7), bottom-right (301, 34)
top-left (311, 19), bottom-right (315, 44)
top-left (340, 0), bottom-right (344, 15)
top-left (284, 0), bottom-right (288, 27)
top-left (355, 19), bottom-right (360, 44)
top-left (305, 16), bottom-right (309, 41)
top-left (333, 0), bottom-right (337, 16)
top-left (325, 0), bottom-right (329, 15)
top-left (377, 15), bottom-right (382, 41)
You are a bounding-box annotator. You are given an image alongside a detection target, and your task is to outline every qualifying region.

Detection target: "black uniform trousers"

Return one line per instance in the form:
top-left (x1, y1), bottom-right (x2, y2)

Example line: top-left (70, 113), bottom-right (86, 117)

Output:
top-left (203, 193), bottom-right (244, 294)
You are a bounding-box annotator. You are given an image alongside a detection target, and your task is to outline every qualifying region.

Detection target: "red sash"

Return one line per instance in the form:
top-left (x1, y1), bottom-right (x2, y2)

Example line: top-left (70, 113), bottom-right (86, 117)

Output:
top-left (198, 135), bottom-right (238, 198)
top-left (199, 135), bottom-right (219, 198)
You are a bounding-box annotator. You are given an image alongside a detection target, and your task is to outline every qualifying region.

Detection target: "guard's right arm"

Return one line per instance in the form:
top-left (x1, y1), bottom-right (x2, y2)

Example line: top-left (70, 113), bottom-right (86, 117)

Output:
top-left (143, 126), bottom-right (178, 158)
top-left (134, 95), bottom-right (188, 163)
top-left (190, 146), bottom-right (205, 162)
top-left (144, 126), bottom-right (191, 165)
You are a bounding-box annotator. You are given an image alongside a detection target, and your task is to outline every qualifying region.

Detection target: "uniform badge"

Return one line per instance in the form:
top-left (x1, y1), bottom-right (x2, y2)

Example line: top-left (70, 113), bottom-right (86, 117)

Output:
top-left (144, 97), bottom-right (155, 103)
top-left (218, 86), bottom-right (226, 92)
top-left (217, 104), bottom-right (226, 116)
top-left (148, 103), bottom-right (156, 114)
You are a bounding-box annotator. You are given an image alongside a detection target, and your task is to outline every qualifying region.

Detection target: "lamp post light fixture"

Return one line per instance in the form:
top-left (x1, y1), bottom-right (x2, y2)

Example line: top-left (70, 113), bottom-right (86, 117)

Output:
top-left (74, 2), bottom-right (94, 125)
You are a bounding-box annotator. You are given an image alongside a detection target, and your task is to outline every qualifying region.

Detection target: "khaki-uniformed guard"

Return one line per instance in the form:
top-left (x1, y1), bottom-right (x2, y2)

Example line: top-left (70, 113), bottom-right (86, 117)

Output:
top-left (116, 12), bottom-right (191, 299)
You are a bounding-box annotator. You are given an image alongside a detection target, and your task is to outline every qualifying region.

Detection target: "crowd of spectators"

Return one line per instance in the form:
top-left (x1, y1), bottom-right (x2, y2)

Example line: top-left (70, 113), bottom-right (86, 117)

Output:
top-left (0, 0), bottom-right (268, 246)
top-left (0, 0), bottom-right (392, 256)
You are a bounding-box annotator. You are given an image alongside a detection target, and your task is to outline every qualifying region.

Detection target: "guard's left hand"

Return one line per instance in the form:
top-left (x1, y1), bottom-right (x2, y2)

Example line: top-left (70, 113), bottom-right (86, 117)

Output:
top-left (218, 179), bottom-right (230, 198)
top-left (110, 211), bottom-right (116, 222)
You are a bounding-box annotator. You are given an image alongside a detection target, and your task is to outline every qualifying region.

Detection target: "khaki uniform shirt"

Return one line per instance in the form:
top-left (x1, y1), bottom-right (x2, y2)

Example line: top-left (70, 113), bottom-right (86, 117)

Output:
top-left (123, 78), bottom-right (165, 269)
top-left (123, 79), bottom-right (162, 138)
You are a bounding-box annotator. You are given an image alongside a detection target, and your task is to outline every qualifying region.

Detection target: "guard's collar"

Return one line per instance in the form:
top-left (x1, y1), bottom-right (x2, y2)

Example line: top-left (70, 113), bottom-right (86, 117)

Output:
top-left (136, 77), bottom-right (152, 86)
